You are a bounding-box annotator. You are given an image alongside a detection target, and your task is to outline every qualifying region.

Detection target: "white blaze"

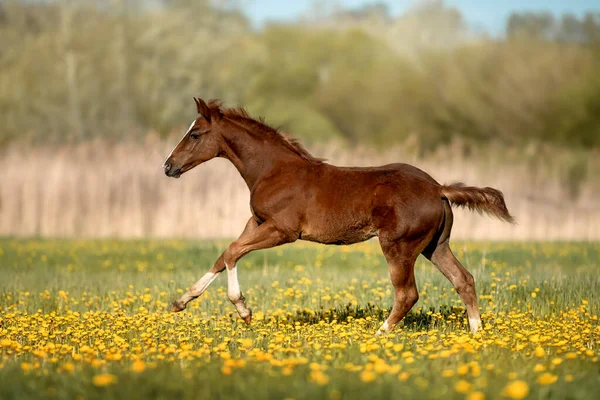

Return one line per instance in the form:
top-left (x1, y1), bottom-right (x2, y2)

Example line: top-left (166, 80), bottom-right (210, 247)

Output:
top-left (185, 119), bottom-right (196, 135)
top-left (165, 118), bottom-right (197, 161)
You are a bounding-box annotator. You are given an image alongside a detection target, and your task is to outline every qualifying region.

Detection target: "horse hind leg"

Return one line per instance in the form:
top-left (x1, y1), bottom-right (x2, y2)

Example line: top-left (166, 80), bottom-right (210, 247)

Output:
top-left (377, 237), bottom-right (422, 334)
top-left (426, 243), bottom-right (482, 333)
top-left (423, 203), bottom-right (482, 333)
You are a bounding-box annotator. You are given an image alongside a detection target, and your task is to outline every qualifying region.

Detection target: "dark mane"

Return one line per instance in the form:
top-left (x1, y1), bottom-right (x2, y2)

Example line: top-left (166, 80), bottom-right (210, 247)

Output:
top-left (207, 99), bottom-right (325, 165)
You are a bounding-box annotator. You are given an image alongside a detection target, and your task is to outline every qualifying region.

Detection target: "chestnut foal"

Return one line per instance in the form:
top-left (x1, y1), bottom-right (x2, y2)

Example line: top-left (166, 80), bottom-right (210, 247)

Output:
top-left (164, 98), bottom-right (514, 334)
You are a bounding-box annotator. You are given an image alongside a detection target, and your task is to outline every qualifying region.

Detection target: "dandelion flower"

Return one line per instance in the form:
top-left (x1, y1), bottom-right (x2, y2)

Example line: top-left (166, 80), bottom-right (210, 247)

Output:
top-left (534, 346), bottom-right (545, 358)
top-left (92, 374), bottom-right (117, 387)
top-left (537, 373), bottom-right (558, 385)
top-left (360, 370), bottom-right (377, 383)
top-left (502, 380), bottom-right (529, 400)
top-left (132, 359), bottom-right (146, 373)
top-left (454, 380), bottom-right (472, 393)
top-left (468, 392), bottom-right (486, 400)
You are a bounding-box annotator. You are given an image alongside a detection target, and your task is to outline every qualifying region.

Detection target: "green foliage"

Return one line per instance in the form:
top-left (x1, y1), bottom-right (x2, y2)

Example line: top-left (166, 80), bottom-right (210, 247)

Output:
top-left (1, 1), bottom-right (599, 151)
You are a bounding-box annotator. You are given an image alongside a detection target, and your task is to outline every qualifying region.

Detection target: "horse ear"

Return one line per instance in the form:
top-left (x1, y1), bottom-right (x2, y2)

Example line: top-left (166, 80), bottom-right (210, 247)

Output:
top-left (193, 97), bottom-right (211, 121)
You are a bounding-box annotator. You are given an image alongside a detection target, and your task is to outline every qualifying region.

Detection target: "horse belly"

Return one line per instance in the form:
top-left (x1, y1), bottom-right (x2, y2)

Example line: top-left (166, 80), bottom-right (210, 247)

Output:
top-left (300, 215), bottom-right (377, 245)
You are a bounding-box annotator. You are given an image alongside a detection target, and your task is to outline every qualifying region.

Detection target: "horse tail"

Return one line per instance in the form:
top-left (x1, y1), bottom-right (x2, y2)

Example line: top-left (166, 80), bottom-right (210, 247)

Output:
top-left (441, 182), bottom-right (515, 224)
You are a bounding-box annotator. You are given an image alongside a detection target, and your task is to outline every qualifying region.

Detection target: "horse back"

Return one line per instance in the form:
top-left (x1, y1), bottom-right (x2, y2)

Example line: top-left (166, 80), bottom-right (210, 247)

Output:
top-left (290, 162), bottom-right (444, 244)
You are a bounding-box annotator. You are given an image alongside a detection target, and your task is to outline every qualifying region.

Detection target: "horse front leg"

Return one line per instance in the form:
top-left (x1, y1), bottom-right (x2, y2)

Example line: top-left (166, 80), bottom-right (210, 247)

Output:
top-left (222, 219), bottom-right (296, 324)
top-left (170, 217), bottom-right (258, 312)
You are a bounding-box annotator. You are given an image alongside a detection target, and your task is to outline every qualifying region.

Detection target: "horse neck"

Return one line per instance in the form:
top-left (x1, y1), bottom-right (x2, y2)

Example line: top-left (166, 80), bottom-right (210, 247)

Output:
top-left (219, 119), bottom-right (300, 190)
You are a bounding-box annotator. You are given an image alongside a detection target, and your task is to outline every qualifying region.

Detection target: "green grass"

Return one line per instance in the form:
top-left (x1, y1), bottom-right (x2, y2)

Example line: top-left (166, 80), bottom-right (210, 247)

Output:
top-left (0, 239), bottom-right (598, 400)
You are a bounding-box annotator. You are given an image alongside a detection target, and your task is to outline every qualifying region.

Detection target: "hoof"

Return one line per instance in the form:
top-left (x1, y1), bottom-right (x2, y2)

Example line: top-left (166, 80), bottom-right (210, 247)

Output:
top-left (242, 309), bottom-right (252, 325)
top-left (170, 300), bottom-right (186, 312)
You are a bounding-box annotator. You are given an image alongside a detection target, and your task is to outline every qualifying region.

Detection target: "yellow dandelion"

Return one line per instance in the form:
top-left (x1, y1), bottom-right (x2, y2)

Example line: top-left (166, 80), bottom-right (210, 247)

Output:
top-left (237, 338), bottom-right (253, 349)
top-left (534, 346), bottom-right (545, 358)
top-left (537, 373), bottom-right (558, 385)
top-left (360, 370), bottom-right (377, 383)
top-left (62, 362), bottom-right (75, 372)
top-left (132, 359), bottom-right (146, 373)
top-left (373, 362), bottom-right (389, 374)
top-left (442, 369), bottom-right (454, 378)
top-left (32, 350), bottom-right (47, 359)
top-left (221, 366), bottom-right (233, 375)
top-left (468, 392), bottom-right (486, 400)
top-left (457, 364), bottom-right (469, 375)
top-left (309, 370), bottom-right (330, 385)
top-left (502, 380), bottom-right (529, 400)
top-left (533, 364), bottom-right (545, 372)
top-left (92, 374), bottom-right (117, 387)
top-left (454, 380), bottom-right (472, 394)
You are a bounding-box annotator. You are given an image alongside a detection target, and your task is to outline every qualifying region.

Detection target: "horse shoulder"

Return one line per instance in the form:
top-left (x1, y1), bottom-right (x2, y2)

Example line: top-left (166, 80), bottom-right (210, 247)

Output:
top-left (249, 162), bottom-right (319, 222)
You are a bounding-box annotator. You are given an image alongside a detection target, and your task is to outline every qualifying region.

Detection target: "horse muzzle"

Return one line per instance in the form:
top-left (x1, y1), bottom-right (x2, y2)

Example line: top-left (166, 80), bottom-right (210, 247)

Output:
top-left (163, 161), bottom-right (181, 178)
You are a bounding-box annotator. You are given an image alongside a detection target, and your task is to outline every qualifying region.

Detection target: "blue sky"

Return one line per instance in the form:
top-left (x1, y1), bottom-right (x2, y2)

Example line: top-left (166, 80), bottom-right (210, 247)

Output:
top-left (243, 0), bottom-right (599, 33)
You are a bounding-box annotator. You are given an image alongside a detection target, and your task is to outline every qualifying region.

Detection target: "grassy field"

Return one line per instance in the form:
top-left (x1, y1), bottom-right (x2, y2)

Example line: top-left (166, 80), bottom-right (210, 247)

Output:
top-left (0, 239), bottom-right (598, 400)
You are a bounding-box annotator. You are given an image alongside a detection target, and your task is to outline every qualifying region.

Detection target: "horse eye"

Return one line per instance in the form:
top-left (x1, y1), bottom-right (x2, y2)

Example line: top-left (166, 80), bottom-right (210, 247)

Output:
top-left (190, 133), bottom-right (200, 140)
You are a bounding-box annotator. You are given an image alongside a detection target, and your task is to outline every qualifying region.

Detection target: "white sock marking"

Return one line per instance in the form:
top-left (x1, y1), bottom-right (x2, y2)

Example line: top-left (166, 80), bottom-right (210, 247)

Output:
top-left (226, 263), bottom-right (250, 318)
top-left (377, 320), bottom-right (389, 335)
top-left (190, 272), bottom-right (218, 297)
top-left (227, 264), bottom-right (241, 301)
top-left (469, 318), bottom-right (482, 334)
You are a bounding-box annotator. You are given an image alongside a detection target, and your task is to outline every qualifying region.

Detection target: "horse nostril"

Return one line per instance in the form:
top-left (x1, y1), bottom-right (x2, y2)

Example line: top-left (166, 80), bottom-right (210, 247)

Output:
top-left (164, 162), bottom-right (171, 174)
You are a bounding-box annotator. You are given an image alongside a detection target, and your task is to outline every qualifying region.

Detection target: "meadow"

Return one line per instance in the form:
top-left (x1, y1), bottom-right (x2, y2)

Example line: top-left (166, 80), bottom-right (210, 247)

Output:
top-left (0, 239), bottom-right (598, 400)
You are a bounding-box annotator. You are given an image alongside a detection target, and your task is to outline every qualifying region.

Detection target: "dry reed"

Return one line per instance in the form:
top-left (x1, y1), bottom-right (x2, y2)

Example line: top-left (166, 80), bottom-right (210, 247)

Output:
top-left (0, 137), bottom-right (598, 240)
